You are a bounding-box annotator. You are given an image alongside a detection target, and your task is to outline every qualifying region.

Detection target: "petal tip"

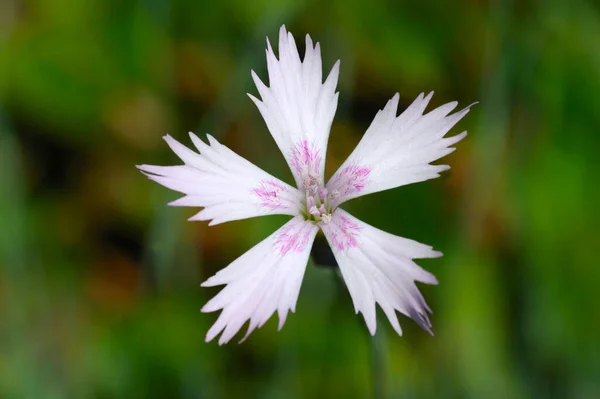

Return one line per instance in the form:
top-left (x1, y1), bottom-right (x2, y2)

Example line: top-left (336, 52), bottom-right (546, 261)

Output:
top-left (247, 93), bottom-right (260, 104)
top-left (369, 325), bottom-right (377, 336)
top-left (200, 280), bottom-right (212, 288)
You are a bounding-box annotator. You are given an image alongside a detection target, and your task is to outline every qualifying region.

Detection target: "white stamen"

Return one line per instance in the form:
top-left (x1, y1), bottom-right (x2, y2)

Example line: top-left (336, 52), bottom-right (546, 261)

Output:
top-left (321, 213), bottom-right (332, 224)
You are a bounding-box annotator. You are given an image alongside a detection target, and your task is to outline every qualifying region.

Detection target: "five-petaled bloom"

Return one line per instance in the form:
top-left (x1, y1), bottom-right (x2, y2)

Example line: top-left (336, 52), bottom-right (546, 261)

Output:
top-left (138, 25), bottom-right (473, 344)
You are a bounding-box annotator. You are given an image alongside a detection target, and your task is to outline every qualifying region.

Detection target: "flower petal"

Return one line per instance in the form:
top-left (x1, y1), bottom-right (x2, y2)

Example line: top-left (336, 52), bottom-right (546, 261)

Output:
top-left (326, 92), bottom-right (473, 207)
top-left (138, 133), bottom-right (303, 225)
top-left (319, 209), bottom-right (440, 336)
top-left (249, 25), bottom-right (340, 187)
top-left (201, 216), bottom-right (318, 344)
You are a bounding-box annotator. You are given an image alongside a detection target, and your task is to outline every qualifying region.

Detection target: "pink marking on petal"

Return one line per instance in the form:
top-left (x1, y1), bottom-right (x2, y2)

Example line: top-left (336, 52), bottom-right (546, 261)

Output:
top-left (252, 180), bottom-right (288, 210)
top-left (329, 214), bottom-right (361, 251)
top-left (274, 221), bottom-right (312, 255)
top-left (330, 164), bottom-right (371, 196)
top-left (290, 140), bottom-right (322, 178)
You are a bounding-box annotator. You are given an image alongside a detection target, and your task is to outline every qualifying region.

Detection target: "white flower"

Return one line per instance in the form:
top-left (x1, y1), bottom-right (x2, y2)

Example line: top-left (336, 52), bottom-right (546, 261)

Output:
top-left (138, 25), bottom-right (473, 344)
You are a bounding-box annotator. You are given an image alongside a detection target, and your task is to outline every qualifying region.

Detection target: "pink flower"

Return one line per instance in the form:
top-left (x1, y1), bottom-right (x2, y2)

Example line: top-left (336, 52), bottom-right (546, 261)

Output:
top-left (138, 25), bottom-right (473, 344)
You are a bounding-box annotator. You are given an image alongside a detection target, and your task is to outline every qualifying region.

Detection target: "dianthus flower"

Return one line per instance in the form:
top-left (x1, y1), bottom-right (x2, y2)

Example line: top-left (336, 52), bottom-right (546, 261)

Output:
top-left (139, 25), bottom-right (473, 344)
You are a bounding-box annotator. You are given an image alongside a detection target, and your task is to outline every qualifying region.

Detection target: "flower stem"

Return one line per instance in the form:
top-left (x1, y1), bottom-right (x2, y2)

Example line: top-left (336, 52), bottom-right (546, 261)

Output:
top-left (321, 258), bottom-right (388, 398)
top-left (371, 318), bottom-right (387, 399)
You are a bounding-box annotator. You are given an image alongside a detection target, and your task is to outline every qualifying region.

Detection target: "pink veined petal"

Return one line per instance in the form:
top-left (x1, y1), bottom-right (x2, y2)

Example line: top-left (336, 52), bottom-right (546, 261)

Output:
top-left (319, 209), bottom-right (441, 336)
top-left (326, 92), bottom-right (474, 208)
top-left (249, 25), bottom-right (340, 188)
top-left (138, 133), bottom-right (303, 225)
top-left (201, 216), bottom-right (318, 345)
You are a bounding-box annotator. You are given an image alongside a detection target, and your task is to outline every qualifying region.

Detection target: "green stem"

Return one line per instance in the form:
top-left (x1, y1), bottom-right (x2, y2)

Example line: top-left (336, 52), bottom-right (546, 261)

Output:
top-left (371, 325), bottom-right (387, 399)
top-left (328, 267), bottom-right (388, 399)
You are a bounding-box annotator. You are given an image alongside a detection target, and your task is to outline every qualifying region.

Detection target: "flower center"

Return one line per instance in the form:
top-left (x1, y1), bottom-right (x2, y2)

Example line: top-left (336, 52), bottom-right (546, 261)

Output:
top-left (301, 184), bottom-right (340, 225)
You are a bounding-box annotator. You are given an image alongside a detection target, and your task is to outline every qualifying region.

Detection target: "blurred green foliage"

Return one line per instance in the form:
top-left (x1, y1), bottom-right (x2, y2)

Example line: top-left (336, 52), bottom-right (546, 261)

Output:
top-left (1, 0), bottom-right (599, 398)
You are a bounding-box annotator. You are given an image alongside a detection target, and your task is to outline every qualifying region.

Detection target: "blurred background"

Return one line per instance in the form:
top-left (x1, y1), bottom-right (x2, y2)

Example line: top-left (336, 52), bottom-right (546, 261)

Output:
top-left (1, 0), bottom-right (599, 397)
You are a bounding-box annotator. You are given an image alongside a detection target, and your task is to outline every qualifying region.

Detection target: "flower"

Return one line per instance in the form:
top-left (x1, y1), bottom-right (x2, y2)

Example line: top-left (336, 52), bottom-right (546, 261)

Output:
top-left (138, 25), bottom-right (473, 345)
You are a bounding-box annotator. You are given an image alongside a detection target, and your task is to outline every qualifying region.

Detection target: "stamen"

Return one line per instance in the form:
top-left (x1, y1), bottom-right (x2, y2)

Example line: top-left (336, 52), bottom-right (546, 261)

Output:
top-left (302, 178), bottom-right (334, 224)
top-left (318, 187), bottom-right (328, 199)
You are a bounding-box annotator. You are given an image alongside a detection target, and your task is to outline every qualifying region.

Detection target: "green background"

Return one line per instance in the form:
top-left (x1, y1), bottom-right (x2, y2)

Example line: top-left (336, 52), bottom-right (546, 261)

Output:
top-left (1, 0), bottom-right (599, 398)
